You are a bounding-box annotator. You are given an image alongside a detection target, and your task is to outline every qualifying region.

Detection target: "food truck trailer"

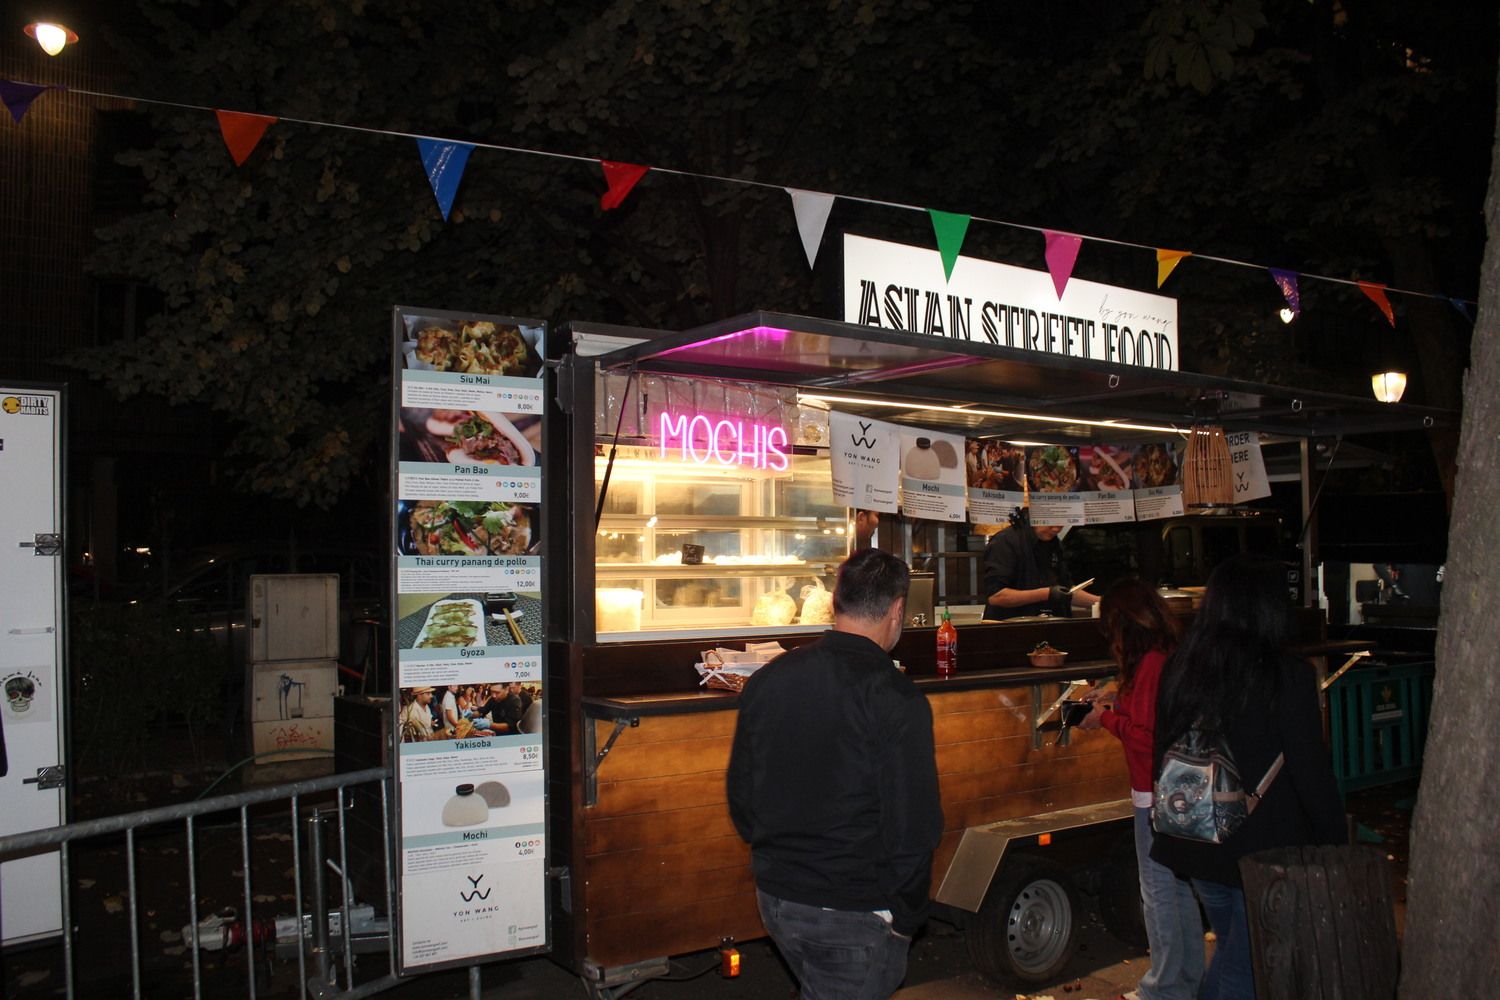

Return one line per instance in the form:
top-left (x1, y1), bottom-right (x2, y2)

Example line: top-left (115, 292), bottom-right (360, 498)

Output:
top-left (530, 310), bottom-right (1448, 995)
top-left (385, 275), bottom-right (1449, 995)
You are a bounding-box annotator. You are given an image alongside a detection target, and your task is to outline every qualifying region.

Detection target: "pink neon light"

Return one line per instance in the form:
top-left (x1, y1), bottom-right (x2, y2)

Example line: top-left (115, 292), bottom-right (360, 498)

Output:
top-left (657, 410), bottom-right (789, 471)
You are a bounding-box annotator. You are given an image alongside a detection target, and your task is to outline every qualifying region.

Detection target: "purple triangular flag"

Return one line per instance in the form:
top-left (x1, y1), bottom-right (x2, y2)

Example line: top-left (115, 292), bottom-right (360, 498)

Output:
top-left (1, 80), bottom-right (58, 125)
top-left (416, 138), bottom-right (474, 221)
top-left (1268, 268), bottom-right (1300, 317)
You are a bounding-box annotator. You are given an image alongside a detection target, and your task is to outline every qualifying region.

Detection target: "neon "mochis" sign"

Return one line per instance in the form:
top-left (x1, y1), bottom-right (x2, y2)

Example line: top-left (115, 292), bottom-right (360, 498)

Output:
top-left (658, 411), bottom-right (790, 471)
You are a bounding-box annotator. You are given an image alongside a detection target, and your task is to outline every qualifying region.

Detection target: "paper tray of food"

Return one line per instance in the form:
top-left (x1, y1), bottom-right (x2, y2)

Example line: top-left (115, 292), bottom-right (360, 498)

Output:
top-left (695, 643), bottom-right (785, 692)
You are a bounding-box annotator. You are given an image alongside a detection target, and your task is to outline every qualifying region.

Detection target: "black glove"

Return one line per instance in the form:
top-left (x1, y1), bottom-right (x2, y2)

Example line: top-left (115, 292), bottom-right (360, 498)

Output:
top-left (1047, 585), bottom-right (1070, 605)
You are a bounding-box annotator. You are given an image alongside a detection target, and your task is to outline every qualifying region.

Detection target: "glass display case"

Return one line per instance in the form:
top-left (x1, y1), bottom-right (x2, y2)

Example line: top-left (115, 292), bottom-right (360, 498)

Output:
top-left (593, 446), bottom-right (847, 635)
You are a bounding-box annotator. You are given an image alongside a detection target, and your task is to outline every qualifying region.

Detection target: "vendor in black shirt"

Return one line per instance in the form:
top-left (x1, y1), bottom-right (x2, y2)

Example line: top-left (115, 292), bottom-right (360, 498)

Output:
top-left (981, 510), bottom-right (1099, 621)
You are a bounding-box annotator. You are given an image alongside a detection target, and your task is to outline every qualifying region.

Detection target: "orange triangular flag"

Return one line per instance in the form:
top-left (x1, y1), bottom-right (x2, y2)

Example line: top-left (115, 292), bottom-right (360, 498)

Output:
top-left (1156, 249), bottom-right (1191, 288)
top-left (216, 110), bottom-right (276, 167)
top-left (1358, 281), bottom-right (1395, 327)
top-left (599, 161), bottom-right (650, 210)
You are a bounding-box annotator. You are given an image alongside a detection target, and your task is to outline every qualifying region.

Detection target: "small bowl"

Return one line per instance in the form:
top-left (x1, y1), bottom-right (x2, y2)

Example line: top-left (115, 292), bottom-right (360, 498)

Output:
top-left (1028, 650), bottom-right (1068, 668)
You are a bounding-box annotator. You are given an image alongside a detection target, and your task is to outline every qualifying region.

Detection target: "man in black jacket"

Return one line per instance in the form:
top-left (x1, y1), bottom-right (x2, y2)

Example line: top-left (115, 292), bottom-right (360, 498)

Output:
top-left (727, 549), bottom-right (943, 1000)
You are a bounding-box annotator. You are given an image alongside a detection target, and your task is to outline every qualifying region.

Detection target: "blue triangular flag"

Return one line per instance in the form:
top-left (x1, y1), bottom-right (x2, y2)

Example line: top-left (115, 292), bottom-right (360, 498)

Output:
top-left (416, 139), bottom-right (474, 221)
top-left (1, 80), bottom-right (57, 124)
top-left (1448, 298), bottom-right (1474, 323)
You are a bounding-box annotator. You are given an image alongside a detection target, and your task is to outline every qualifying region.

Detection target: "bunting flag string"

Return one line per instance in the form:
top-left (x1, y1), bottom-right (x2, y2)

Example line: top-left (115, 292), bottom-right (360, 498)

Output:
top-left (1358, 281), bottom-right (1396, 327)
top-left (417, 139), bottom-right (474, 221)
top-left (787, 189), bottom-right (836, 270)
top-left (1, 80), bottom-right (59, 124)
top-left (216, 110), bottom-right (276, 167)
top-left (599, 161), bottom-right (650, 210)
top-left (1156, 249), bottom-right (1191, 288)
top-left (1043, 231), bottom-right (1083, 299)
top-left (0, 75), bottom-right (1478, 318)
top-left (928, 210), bottom-right (971, 281)
top-left (1268, 268), bottom-right (1301, 318)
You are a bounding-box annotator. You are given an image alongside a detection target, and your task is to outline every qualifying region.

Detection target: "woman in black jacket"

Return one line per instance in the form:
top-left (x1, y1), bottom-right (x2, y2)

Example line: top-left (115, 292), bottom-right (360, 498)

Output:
top-left (1151, 555), bottom-right (1346, 1000)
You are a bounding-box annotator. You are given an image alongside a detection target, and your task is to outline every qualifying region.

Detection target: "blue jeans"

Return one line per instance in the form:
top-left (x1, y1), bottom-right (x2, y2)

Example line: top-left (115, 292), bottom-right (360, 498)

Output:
top-left (757, 890), bottom-right (910, 1000)
top-left (1192, 879), bottom-right (1254, 1000)
top-left (1134, 807), bottom-right (1205, 1000)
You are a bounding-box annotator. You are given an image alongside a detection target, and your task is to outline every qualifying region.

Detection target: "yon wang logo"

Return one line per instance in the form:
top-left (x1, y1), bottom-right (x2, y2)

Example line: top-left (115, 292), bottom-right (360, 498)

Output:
top-left (460, 873), bottom-right (491, 903)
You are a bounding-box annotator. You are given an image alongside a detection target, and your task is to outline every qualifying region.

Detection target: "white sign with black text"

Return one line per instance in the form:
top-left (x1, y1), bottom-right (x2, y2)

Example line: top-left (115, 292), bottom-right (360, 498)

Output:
top-left (842, 234), bottom-right (1179, 370)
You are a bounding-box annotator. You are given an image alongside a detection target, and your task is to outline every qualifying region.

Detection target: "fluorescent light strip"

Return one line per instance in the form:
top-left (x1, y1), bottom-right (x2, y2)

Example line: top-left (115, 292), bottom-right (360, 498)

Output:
top-left (799, 392), bottom-right (1181, 435)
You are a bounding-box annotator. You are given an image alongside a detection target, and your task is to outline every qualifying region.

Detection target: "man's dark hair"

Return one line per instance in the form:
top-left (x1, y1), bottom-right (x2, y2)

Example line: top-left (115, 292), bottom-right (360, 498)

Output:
top-left (834, 548), bottom-right (910, 621)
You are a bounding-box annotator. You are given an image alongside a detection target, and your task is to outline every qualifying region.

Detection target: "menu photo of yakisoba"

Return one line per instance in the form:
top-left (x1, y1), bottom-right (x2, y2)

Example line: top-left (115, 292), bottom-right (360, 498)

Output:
top-left (397, 500), bottom-right (539, 557)
top-left (399, 408), bottom-right (540, 467)
top-left (965, 440), bottom-right (1027, 492)
top-left (399, 317), bottom-right (543, 380)
top-left (397, 680), bottom-right (543, 743)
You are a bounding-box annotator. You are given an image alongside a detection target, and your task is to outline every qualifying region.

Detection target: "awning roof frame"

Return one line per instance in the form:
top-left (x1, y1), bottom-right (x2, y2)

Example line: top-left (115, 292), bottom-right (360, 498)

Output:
top-left (577, 311), bottom-right (1452, 445)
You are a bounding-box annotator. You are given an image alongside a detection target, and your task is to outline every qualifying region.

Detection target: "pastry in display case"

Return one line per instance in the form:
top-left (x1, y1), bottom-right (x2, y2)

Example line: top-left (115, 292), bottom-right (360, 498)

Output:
top-left (593, 446), bottom-right (847, 636)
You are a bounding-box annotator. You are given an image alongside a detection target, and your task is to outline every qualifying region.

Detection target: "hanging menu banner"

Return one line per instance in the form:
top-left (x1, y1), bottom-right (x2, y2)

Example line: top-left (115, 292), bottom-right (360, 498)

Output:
top-left (898, 427), bottom-right (967, 522)
top-left (828, 411), bottom-right (901, 513)
top-left (391, 307), bottom-right (549, 973)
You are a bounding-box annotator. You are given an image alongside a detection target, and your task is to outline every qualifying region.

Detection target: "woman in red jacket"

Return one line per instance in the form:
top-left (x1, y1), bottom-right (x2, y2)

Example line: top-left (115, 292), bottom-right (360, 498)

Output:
top-left (1079, 577), bottom-right (1202, 1000)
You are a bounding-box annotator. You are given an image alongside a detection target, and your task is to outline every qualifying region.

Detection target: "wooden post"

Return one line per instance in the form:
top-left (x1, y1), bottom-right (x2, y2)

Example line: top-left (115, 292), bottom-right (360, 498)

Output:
top-left (1239, 844), bottom-right (1397, 1000)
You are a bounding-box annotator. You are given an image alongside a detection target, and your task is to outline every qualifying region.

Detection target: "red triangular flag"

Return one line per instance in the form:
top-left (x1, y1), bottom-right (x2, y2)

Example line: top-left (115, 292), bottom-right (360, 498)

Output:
top-left (1357, 281), bottom-right (1395, 327)
top-left (1043, 231), bottom-right (1083, 299)
top-left (216, 110), bottom-right (277, 167)
top-left (600, 161), bottom-right (649, 211)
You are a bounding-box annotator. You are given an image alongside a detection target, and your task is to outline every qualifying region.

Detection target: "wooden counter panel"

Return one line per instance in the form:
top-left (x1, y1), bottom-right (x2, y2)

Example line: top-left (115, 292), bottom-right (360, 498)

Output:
top-left (934, 728), bottom-right (1116, 775)
top-left (942, 774), bottom-right (1129, 832)
top-left (586, 801), bottom-right (740, 856)
top-left (586, 891), bottom-right (766, 968)
top-left (930, 701), bottom-right (1035, 742)
top-left (589, 730), bottom-right (734, 783)
top-left (592, 769), bottom-right (730, 819)
top-left (586, 834), bottom-right (751, 888)
top-left (589, 863), bottom-right (757, 917)
top-left (592, 710), bottom-right (738, 746)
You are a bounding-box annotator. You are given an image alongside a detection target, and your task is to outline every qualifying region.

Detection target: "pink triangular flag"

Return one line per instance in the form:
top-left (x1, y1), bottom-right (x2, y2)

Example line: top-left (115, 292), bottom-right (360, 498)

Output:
top-left (786, 189), bottom-right (836, 269)
top-left (600, 161), bottom-right (650, 210)
top-left (1043, 231), bottom-right (1083, 299)
top-left (216, 110), bottom-right (276, 167)
top-left (1358, 281), bottom-right (1395, 327)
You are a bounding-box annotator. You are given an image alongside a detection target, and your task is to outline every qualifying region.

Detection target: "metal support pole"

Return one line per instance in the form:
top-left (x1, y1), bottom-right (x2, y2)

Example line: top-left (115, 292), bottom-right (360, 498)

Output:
top-left (469, 965), bottom-right (482, 999)
top-left (308, 807), bottom-right (332, 986)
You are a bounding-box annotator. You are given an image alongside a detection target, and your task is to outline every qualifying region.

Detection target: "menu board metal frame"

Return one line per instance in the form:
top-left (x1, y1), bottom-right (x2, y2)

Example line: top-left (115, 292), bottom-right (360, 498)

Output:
top-left (389, 306), bottom-right (551, 974)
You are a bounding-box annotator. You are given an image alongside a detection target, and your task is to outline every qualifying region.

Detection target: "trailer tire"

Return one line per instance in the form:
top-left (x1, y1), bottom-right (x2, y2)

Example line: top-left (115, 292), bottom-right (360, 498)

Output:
top-left (965, 856), bottom-right (1080, 986)
top-left (1098, 834), bottom-right (1148, 949)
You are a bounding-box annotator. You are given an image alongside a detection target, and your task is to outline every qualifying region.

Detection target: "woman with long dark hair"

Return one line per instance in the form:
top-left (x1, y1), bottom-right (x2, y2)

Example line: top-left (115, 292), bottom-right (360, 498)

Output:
top-left (1079, 578), bottom-right (1202, 1000)
top-left (1151, 555), bottom-right (1345, 1000)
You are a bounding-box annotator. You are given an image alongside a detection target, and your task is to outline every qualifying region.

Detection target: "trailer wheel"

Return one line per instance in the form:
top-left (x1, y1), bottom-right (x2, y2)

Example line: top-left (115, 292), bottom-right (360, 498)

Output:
top-left (1098, 834), bottom-right (1148, 949)
top-left (965, 857), bottom-right (1080, 986)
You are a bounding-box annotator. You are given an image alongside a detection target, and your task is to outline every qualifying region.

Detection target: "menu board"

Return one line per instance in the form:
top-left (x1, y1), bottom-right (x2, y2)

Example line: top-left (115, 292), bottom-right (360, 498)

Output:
top-left (391, 307), bottom-right (548, 972)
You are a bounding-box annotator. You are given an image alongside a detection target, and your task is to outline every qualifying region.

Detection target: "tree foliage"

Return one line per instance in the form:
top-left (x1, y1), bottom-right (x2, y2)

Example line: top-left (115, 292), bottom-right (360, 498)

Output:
top-left (78, 0), bottom-right (1491, 505)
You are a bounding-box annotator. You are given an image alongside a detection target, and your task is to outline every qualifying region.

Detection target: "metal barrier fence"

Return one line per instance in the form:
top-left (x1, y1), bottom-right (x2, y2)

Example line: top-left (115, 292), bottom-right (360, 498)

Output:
top-left (0, 766), bottom-right (478, 999)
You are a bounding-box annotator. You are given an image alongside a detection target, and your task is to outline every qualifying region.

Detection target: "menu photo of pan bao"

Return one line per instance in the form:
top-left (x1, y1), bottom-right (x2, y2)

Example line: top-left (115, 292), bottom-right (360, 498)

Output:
top-left (399, 408), bottom-right (539, 466)
top-left (398, 500), bottom-right (538, 557)
top-left (1079, 445), bottom-right (1134, 491)
top-left (400, 317), bottom-right (543, 380)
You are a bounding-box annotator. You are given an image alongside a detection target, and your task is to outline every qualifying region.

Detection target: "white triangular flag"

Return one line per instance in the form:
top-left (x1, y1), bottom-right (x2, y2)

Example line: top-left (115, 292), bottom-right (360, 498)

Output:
top-left (786, 189), bottom-right (836, 269)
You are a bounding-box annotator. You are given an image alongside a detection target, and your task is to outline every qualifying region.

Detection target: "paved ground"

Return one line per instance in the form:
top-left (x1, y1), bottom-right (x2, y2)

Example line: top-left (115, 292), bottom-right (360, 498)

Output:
top-left (3, 756), bottom-right (1415, 999)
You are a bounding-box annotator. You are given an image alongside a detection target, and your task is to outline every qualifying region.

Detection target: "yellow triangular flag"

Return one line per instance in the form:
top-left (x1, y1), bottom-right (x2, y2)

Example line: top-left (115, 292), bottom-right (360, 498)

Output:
top-left (1156, 249), bottom-right (1191, 288)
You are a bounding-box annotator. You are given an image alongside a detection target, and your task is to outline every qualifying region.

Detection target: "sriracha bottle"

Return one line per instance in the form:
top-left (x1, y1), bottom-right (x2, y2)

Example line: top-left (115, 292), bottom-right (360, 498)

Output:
top-left (936, 606), bottom-right (958, 677)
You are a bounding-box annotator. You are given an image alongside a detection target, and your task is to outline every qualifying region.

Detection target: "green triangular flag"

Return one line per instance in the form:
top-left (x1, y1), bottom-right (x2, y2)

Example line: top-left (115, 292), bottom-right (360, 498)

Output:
top-left (928, 209), bottom-right (971, 282)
